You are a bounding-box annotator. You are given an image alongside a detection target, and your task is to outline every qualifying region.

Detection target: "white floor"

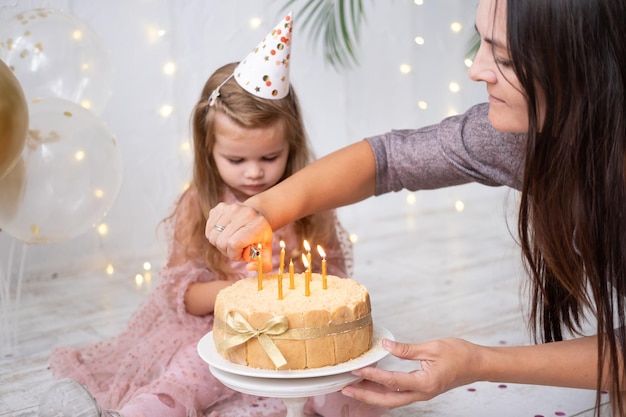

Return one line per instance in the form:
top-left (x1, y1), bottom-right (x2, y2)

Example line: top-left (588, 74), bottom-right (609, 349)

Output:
top-left (0, 184), bottom-right (610, 416)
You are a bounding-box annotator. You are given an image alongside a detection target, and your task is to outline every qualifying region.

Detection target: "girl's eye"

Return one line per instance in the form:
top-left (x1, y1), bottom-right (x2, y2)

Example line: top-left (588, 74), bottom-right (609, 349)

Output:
top-left (262, 156), bottom-right (279, 162)
top-left (227, 158), bottom-right (243, 164)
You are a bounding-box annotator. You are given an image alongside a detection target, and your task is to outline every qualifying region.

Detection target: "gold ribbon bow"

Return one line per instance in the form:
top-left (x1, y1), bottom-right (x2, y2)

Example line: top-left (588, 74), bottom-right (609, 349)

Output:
top-left (216, 311), bottom-right (289, 368)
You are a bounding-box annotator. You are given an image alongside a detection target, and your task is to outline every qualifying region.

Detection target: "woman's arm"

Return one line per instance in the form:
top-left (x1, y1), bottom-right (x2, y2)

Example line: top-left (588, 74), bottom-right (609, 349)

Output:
top-left (206, 140), bottom-right (377, 264)
top-left (342, 335), bottom-right (604, 409)
top-left (249, 140), bottom-right (377, 230)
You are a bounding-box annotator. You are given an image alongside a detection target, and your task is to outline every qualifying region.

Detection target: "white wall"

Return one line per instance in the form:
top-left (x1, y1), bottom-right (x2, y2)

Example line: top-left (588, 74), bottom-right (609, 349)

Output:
top-left (0, 0), bottom-right (494, 279)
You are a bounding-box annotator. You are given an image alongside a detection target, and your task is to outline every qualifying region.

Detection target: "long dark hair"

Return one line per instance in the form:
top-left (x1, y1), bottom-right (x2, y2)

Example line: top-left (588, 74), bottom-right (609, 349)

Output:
top-left (506, 0), bottom-right (626, 414)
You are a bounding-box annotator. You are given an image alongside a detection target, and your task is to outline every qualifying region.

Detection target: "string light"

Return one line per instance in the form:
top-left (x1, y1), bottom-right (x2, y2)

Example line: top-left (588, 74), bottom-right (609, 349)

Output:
top-left (418, 101), bottom-right (428, 110)
top-left (163, 61), bottom-right (177, 75)
top-left (146, 25), bottom-right (165, 43)
top-left (180, 140), bottom-right (191, 154)
top-left (106, 263), bottom-right (114, 275)
top-left (97, 223), bottom-right (108, 236)
top-left (399, 64), bottom-right (412, 74)
top-left (143, 261), bottom-right (151, 271)
top-left (94, 188), bottom-right (104, 198)
top-left (414, 36), bottom-right (425, 45)
top-left (448, 82), bottom-right (461, 93)
top-left (74, 150), bottom-right (85, 161)
top-left (455, 200), bottom-right (465, 212)
top-left (464, 58), bottom-right (473, 68)
top-left (349, 233), bottom-right (359, 243)
top-left (249, 17), bottom-right (262, 29)
top-left (450, 22), bottom-right (462, 33)
top-left (135, 274), bottom-right (144, 288)
top-left (158, 104), bottom-right (174, 118)
top-left (406, 193), bottom-right (417, 205)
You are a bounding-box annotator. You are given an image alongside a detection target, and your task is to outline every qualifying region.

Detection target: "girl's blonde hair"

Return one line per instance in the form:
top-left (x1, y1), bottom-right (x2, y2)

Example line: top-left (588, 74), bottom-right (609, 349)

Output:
top-left (167, 62), bottom-right (337, 278)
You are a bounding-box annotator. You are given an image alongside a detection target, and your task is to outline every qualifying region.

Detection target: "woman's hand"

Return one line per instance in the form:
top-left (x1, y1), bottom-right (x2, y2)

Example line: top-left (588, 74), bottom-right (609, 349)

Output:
top-left (205, 202), bottom-right (274, 271)
top-left (342, 338), bottom-right (482, 408)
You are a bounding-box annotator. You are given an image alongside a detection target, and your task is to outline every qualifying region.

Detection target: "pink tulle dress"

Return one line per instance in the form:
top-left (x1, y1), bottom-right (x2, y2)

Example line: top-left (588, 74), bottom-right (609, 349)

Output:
top-left (48, 190), bottom-right (386, 417)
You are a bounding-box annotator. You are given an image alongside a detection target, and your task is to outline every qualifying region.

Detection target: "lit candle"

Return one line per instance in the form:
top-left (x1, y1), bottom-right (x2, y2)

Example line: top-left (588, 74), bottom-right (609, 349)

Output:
top-left (302, 253), bottom-right (311, 296)
top-left (289, 258), bottom-right (294, 289)
top-left (278, 241), bottom-right (285, 300)
top-left (317, 245), bottom-right (327, 289)
top-left (303, 239), bottom-right (312, 272)
top-left (279, 240), bottom-right (285, 276)
top-left (257, 243), bottom-right (263, 291)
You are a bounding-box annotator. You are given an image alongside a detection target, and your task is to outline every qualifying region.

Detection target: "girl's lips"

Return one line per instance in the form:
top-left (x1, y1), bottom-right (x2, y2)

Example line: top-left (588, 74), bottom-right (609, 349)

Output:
top-left (243, 184), bottom-right (266, 192)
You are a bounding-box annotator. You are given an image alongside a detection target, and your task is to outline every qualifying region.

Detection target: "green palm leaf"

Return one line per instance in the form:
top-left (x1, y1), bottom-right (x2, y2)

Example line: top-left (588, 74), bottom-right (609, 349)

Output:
top-left (280, 0), bottom-right (365, 70)
top-left (280, 1), bottom-right (481, 71)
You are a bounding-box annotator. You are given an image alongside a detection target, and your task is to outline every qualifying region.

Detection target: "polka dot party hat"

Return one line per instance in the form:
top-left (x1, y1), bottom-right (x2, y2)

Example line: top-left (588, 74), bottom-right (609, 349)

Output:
top-left (209, 13), bottom-right (292, 105)
top-left (235, 12), bottom-right (292, 99)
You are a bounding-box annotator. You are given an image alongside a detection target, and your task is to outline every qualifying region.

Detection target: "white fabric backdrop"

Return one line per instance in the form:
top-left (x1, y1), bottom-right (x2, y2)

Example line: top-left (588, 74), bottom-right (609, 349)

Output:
top-left (0, 0), bottom-right (491, 277)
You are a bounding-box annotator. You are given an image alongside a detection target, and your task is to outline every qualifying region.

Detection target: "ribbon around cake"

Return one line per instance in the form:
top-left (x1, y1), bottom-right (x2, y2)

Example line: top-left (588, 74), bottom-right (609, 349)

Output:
top-left (215, 311), bottom-right (373, 369)
top-left (217, 311), bottom-right (289, 368)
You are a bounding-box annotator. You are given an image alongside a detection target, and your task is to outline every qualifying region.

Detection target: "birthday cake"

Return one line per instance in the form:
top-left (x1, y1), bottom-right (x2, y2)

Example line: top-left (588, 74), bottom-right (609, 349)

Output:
top-left (212, 273), bottom-right (373, 370)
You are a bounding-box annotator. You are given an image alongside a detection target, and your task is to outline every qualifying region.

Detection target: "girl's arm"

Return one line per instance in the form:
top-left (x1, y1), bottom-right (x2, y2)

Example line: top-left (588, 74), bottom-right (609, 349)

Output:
top-left (184, 280), bottom-right (233, 316)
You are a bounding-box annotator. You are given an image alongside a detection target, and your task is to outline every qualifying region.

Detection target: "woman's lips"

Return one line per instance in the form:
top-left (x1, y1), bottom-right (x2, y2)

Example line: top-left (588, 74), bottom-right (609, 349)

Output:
top-left (488, 94), bottom-right (505, 104)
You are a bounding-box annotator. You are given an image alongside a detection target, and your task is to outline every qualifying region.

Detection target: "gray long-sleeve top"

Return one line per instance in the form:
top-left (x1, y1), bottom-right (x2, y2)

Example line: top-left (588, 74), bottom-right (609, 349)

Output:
top-left (366, 103), bottom-right (527, 195)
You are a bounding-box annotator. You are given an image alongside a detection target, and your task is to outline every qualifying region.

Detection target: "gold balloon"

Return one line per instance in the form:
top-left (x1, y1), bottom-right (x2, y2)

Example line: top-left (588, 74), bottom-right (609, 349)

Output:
top-left (0, 59), bottom-right (28, 180)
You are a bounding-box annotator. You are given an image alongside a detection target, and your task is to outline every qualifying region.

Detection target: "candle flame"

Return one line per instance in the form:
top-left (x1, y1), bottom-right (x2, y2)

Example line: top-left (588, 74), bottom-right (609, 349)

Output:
top-left (303, 239), bottom-right (311, 252)
top-left (317, 245), bottom-right (326, 258)
top-left (280, 240), bottom-right (285, 249)
top-left (301, 253), bottom-right (309, 269)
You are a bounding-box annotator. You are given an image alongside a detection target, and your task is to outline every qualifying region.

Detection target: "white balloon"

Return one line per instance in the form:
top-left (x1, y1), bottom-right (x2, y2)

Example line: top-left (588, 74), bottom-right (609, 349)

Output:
top-left (0, 8), bottom-right (113, 114)
top-left (0, 98), bottom-right (122, 243)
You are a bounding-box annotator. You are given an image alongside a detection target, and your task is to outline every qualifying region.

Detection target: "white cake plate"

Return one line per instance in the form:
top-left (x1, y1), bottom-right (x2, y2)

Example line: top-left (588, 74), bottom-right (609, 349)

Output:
top-left (198, 325), bottom-right (394, 417)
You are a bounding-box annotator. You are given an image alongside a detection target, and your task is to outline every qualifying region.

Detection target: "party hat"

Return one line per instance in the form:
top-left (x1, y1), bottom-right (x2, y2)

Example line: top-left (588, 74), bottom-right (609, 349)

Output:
top-left (209, 13), bottom-right (292, 105)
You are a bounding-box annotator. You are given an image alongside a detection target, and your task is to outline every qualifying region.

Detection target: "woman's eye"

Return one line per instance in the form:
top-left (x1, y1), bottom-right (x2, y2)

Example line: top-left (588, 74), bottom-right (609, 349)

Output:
top-left (496, 57), bottom-right (512, 67)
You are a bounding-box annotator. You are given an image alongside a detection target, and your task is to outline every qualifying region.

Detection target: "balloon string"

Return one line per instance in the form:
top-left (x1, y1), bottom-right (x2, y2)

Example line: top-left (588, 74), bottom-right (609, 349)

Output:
top-left (12, 241), bottom-right (27, 346)
top-left (0, 238), bottom-right (27, 355)
top-left (0, 238), bottom-right (15, 354)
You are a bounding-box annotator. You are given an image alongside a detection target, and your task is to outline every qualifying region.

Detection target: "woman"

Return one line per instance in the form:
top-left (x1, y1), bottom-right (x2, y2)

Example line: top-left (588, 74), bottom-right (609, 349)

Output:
top-left (205, 0), bottom-right (626, 415)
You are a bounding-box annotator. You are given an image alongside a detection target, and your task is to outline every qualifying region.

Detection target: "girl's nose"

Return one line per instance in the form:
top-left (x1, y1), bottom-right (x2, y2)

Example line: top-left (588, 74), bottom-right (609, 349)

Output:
top-left (245, 163), bottom-right (264, 179)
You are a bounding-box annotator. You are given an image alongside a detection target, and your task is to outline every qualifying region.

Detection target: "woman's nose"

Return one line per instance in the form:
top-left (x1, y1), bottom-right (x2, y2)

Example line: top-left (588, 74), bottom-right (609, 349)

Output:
top-left (468, 44), bottom-right (497, 84)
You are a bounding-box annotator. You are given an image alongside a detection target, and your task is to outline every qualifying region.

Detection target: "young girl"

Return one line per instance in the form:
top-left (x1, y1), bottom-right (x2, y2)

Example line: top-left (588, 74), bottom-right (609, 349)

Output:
top-left (39, 15), bottom-right (389, 417)
top-left (206, 1), bottom-right (626, 416)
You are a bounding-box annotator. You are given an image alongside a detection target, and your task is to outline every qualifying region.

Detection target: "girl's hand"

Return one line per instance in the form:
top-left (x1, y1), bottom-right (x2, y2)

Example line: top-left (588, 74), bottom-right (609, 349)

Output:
top-left (206, 202), bottom-right (274, 271)
top-left (342, 338), bottom-right (481, 408)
